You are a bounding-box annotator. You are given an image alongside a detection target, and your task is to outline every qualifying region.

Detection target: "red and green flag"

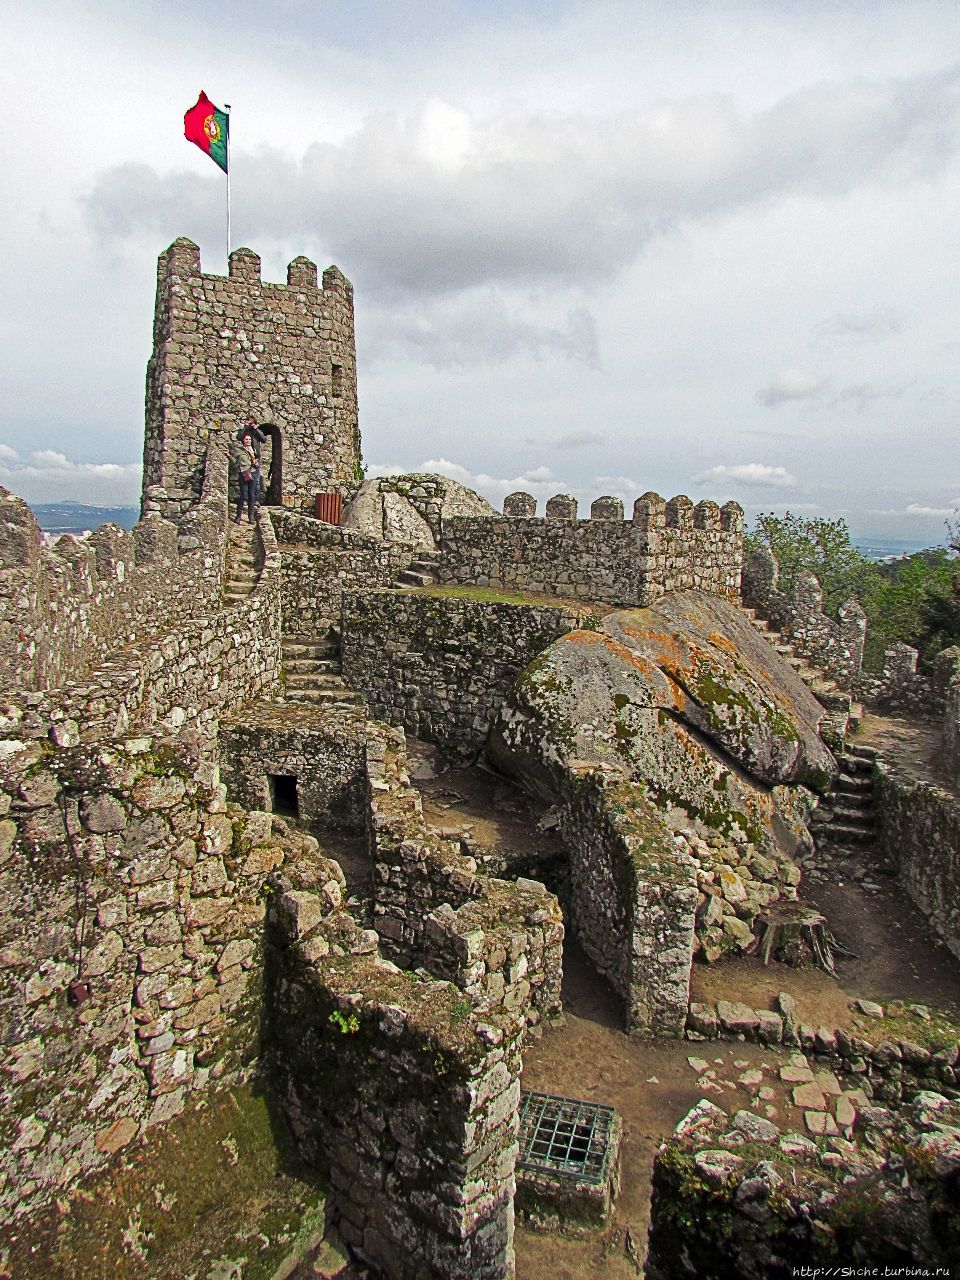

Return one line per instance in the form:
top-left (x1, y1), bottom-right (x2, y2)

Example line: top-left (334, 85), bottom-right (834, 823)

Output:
top-left (184, 91), bottom-right (229, 173)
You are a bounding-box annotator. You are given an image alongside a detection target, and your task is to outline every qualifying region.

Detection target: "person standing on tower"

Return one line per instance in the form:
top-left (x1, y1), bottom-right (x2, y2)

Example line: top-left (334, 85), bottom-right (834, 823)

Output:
top-left (231, 431), bottom-right (258, 523)
top-left (236, 419), bottom-right (267, 509)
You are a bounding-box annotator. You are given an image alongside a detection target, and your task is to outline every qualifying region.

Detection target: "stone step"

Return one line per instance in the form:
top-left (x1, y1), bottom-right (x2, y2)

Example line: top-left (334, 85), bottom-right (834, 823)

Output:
top-left (841, 755), bottom-right (874, 776)
top-left (837, 773), bottom-right (872, 794)
top-left (847, 743), bottom-right (878, 762)
top-left (815, 821), bottom-right (875, 845)
top-left (286, 686), bottom-right (364, 705)
top-left (397, 570), bottom-right (436, 587)
top-left (283, 672), bottom-right (346, 690)
top-left (817, 688), bottom-right (853, 713)
top-left (280, 640), bottom-right (340, 660)
top-left (282, 657), bottom-right (342, 676)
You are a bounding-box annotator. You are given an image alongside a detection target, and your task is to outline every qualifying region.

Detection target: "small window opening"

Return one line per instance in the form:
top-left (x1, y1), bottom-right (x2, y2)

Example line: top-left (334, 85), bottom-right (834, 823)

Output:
top-left (331, 363), bottom-right (344, 398)
top-left (268, 773), bottom-right (299, 818)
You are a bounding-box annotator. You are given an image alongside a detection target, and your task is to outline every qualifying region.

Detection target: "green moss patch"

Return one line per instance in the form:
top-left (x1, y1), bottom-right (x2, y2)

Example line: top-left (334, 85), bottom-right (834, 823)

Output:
top-left (1, 1085), bottom-right (326, 1280)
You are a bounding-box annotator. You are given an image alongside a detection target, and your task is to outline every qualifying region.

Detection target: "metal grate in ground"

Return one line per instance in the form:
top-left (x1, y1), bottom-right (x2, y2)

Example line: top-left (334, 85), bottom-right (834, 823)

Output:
top-left (517, 1090), bottom-right (617, 1186)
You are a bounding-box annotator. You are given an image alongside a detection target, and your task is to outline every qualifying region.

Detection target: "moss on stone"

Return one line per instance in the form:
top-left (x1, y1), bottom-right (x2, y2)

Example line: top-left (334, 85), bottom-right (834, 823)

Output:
top-left (1, 1084), bottom-right (326, 1280)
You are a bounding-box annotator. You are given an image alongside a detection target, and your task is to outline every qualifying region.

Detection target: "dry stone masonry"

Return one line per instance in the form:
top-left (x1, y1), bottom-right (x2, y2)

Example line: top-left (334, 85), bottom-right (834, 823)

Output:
top-left (437, 490), bottom-right (744, 608)
top-left (144, 238), bottom-right (360, 517)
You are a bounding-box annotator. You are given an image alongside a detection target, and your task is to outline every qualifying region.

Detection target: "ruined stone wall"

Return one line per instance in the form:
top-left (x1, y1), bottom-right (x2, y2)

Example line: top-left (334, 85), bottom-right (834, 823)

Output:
top-left (938, 647), bottom-right (960, 779)
top-left (0, 443), bottom-right (228, 697)
top-left (559, 767), bottom-right (698, 1036)
top-left (742, 547), bottom-right (867, 688)
top-left (341, 589), bottom-right (595, 751)
top-left (0, 732), bottom-right (310, 1226)
top-left (875, 760), bottom-right (960, 962)
top-left (271, 509), bottom-right (414, 632)
top-left (143, 238), bottom-right (360, 518)
top-left (266, 885), bottom-right (522, 1280)
top-left (435, 492), bottom-right (743, 609)
top-left (6, 504), bottom-right (281, 747)
top-left (365, 727), bottom-right (563, 1031)
top-left (219, 705), bottom-right (370, 827)
top-left (742, 546), bottom-right (942, 712)
top-left (646, 1094), bottom-right (960, 1277)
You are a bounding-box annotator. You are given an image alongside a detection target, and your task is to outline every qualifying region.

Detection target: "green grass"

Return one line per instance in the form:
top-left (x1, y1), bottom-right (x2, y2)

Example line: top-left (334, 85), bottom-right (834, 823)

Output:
top-left (0, 1084), bottom-right (326, 1280)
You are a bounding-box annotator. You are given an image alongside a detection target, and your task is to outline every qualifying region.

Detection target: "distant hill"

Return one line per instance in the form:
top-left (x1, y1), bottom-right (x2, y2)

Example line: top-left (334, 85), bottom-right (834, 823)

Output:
top-left (30, 501), bottom-right (139, 534)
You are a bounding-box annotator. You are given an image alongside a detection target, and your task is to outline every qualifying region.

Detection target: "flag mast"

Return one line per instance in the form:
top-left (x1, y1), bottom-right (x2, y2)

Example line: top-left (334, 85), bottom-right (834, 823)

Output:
top-left (225, 103), bottom-right (232, 262)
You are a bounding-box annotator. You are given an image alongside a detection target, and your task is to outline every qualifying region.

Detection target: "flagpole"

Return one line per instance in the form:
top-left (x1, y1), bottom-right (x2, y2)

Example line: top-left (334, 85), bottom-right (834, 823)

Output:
top-left (224, 103), bottom-right (232, 263)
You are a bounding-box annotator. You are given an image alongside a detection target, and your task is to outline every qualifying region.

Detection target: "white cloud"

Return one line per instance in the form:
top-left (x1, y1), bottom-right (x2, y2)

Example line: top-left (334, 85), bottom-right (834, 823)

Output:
top-left (0, 446), bottom-right (141, 506)
top-left (905, 502), bottom-right (959, 517)
top-left (85, 63), bottom-right (960, 298)
top-left (694, 463), bottom-right (798, 488)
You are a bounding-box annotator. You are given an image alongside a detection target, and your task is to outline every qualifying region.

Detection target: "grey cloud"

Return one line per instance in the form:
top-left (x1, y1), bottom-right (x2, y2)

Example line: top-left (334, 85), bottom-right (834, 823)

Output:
top-left (555, 430), bottom-right (607, 449)
top-left (84, 63), bottom-right (960, 298)
top-left (365, 296), bottom-right (599, 368)
top-left (756, 371), bottom-right (906, 412)
top-left (756, 371), bottom-right (828, 407)
top-left (812, 309), bottom-right (904, 344)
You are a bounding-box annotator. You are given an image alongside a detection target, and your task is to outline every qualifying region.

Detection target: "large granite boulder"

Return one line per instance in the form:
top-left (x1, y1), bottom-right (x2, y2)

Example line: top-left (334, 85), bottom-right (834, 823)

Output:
top-left (342, 473), bottom-right (496, 547)
top-left (488, 592), bottom-right (837, 855)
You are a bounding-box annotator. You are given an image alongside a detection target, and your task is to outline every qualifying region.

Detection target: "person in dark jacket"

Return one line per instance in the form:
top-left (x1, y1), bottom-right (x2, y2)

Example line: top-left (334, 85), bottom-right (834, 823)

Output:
top-left (237, 420), bottom-right (268, 509)
top-left (231, 432), bottom-right (258, 523)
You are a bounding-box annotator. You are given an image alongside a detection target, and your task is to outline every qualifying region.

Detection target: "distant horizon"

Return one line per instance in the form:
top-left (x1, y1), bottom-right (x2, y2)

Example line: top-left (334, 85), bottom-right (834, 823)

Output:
top-left (23, 495), bottom-right (952, 561)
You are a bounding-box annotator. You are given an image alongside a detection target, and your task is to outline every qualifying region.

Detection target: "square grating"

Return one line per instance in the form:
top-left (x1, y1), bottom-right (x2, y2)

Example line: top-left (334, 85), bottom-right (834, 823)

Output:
top-left (517, 1090), bottom-right (617, 1187)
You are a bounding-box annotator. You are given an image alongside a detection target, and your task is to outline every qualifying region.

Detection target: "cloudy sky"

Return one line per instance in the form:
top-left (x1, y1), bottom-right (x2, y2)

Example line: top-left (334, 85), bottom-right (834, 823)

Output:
top-left (2, 1), bottom-right (959, 544)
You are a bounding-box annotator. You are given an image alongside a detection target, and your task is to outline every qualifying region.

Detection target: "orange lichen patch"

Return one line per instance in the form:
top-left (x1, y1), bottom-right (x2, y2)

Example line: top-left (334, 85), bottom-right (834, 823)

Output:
top-left (562, 629), bottom-right (616, 647)
top-left (707, 631), bottom-right (738, 655)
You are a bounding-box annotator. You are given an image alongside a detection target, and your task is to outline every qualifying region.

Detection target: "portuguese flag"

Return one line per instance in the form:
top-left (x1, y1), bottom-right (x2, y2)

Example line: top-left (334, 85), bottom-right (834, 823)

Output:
top-left (184, 91), bottom-right (229, 173)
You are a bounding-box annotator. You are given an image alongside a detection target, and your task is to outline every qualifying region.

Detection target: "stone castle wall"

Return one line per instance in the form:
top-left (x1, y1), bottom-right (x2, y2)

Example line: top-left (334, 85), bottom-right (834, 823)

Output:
top-left (271, 509), bottom-right (414, 633)
top-left (875, 760), bottom-right (960, 963)
top-left (0, 444), bottom-right (229, 698)
top-left (341, 590), bottom-right (598, 751)
top-left (144, 238), bottom-right (360, 518)
top-left (365, 726), bottom-right (563, 1032)
top-left (0, 731), bottom-right (309, 1226)
top-left (743, 545), bottom-right (940, 713)
top-left (266, 895), bottom-right (523, 1280)
top-left (559, 767), bottom-right (698, 1037)
top-left (435, 491), bottom-right (743, 609)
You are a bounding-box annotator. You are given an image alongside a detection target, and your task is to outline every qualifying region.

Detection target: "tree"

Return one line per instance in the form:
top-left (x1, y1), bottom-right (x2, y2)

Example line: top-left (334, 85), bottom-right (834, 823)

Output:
top-left (745, 511), bottom-right (960, 669)
top-left (744, 511), bottom-right (876, 615)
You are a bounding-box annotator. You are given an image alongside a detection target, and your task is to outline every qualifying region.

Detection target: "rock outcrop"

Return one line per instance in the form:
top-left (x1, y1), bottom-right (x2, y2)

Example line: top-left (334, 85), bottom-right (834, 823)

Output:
top-left (342, 473), bottom-right (496, 547)
top-left (489, 591), bottom-right (837, 856)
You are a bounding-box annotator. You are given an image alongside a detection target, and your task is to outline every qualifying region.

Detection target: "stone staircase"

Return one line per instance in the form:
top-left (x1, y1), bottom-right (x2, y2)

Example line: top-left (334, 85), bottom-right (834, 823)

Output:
top-left (281, 628), bottom-right (364, 709)
top-left (223, 523), bottom-right (261, 606)
top-left (740, 606), bottom-right (863, 748)
top-left (395, 549), bottom-right (442, 589)
top-left (809, 743), bottom-right (878, 848)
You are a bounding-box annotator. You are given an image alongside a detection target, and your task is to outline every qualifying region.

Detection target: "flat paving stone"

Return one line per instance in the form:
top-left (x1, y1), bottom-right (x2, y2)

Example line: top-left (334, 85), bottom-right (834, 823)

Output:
top-left (780, 1064), bottom-right (814, 1084)
top-left (793, 1083), bottom-right (827, 1110)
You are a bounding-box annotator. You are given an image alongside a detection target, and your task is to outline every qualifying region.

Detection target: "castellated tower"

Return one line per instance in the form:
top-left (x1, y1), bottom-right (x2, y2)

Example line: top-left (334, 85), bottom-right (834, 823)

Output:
top-left (142, 237), bottom-right (361, 516)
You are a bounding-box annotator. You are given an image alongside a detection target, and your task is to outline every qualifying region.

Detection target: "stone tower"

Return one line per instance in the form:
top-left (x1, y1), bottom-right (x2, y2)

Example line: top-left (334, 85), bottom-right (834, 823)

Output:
top-left (142, 237), bottom-right (361, 517)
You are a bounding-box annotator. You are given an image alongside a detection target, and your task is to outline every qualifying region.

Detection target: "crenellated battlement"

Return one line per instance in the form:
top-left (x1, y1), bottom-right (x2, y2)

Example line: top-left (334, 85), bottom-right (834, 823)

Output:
top-left (0, 443), bottom-right (230, 697)
top-left (143, 237), bottom-right (361, 520)
top-left (436, 490), bottom-right (744, 607)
